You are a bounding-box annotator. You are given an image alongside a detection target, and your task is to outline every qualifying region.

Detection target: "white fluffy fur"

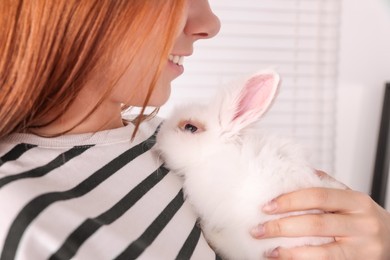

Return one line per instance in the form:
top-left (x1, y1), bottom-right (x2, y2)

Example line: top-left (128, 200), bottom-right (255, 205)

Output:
top-left (156, 71), bottom-right (345, 260)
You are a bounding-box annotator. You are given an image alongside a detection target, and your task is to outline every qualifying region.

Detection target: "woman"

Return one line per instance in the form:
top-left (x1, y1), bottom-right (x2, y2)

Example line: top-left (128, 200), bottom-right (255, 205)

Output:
top-left (0, 1), bottom-right (220, 259)
top-left (0, 0), bottom-right (389, 259)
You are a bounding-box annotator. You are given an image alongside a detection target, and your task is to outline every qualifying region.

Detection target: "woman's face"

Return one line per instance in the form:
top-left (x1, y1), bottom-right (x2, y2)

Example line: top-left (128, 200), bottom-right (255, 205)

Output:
top-left (28, 0), bottom-right (220, 135)
top-left (111, 0), bottom-right (221, 107)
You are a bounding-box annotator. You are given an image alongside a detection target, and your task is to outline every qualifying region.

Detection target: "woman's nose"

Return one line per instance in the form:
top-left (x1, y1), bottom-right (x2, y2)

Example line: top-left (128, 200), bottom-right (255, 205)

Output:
top-left (184, 0), bottom-right (221, 40)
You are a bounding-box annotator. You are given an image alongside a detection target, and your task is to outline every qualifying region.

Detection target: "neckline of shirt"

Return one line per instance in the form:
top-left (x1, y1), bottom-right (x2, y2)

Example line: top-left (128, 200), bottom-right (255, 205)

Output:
top-left (2, 122), bottom-right (139, 148)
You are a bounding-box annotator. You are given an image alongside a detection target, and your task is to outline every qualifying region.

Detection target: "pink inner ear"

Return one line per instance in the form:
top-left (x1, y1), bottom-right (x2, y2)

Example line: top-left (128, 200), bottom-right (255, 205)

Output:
top-left (234, 74), bottom-right (275, 119)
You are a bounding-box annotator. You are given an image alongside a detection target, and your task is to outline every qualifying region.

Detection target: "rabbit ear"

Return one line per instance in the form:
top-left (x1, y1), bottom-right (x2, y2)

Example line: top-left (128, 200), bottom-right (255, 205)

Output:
top-left (229, 70), bottom-right (280, 131)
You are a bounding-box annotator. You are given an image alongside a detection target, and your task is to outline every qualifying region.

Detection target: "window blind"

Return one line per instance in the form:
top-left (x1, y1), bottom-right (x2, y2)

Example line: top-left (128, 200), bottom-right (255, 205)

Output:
top-left (160, 0), bottom-right (342, 173)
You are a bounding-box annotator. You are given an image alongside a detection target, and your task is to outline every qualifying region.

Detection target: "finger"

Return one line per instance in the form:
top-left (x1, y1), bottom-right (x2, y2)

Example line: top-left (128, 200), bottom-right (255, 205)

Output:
top-left (252, 213), bottom-right (360, 239)
top-left (315, 170), bottom-right (350, 190)
top-left (262, 188), bottom-right (369, 214)
top-left (266, 242), bottom-right (350, 260)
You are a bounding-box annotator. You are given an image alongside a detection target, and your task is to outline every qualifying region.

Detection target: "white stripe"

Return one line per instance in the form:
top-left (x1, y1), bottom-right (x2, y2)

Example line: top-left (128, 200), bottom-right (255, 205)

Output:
top-left (16, 150), bottom-right (161, 260)
top-left (74, 172), bottom-right (182, 259)
top-left (0, 146), bottom-right (61, 176)
top-left (0, 144), bottom-right (130, 249)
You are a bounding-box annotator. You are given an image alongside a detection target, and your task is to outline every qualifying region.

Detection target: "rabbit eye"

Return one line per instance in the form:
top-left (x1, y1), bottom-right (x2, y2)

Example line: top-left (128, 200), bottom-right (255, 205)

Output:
top-left (184, 124), bottom-right (198, 133)
top-left (178, 120), bottom-right (205, 134)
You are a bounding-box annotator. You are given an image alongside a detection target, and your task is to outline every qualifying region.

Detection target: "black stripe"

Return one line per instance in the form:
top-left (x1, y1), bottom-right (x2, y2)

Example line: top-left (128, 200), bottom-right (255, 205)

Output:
top-left (175, 222), bottom-right (202, 260)
top-left (49, 166), bottom-right (169, 260)
top-left (114, 189), bottom-right (185, 260)
top-left (0, 143), bottom-right (37, 166)
top-left (0, 145), bottom-right (93, 189)
top-left (0, 131), bottom-right (157, 260)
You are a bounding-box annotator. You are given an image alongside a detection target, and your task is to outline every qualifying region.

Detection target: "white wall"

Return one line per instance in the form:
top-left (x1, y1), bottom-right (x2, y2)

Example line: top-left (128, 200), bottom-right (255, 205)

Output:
top-left (336, 0), bottom-right (390, 197)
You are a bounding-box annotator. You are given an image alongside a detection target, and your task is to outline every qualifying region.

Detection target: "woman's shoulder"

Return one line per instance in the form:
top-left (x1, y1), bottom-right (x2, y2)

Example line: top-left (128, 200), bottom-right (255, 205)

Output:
top-left (136, 116), bottom-right (164, 136)
top-left (0, 116), bottom-right (164, 150)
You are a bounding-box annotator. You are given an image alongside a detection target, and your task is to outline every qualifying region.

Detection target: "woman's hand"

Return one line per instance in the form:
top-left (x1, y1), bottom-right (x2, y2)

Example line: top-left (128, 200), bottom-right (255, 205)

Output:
top-left (251, 174), bottom-right (390, 259)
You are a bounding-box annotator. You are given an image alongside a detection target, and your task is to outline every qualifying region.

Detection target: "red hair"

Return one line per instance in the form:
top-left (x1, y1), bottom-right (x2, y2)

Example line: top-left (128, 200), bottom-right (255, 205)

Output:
top-left (0, 0), bottom-right (186, 138)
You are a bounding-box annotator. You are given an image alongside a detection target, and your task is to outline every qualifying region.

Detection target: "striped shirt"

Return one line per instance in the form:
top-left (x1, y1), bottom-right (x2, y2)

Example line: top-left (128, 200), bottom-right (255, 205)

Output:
top-left (0, 118), bottom-right (219, 260)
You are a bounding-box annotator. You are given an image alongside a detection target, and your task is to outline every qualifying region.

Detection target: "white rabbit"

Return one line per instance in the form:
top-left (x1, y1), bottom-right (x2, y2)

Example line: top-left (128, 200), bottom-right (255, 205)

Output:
top-left (156, 71), bottom-right (345, 260)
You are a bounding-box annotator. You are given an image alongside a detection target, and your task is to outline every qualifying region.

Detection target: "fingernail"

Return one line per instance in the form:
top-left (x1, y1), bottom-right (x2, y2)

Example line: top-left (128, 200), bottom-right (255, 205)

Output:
top-left (263, 200), bottom-right (277, 213)
top-left (250, 224), bottom-right (265, 238)
top-left (266, 248), bottom-right (279, 258)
